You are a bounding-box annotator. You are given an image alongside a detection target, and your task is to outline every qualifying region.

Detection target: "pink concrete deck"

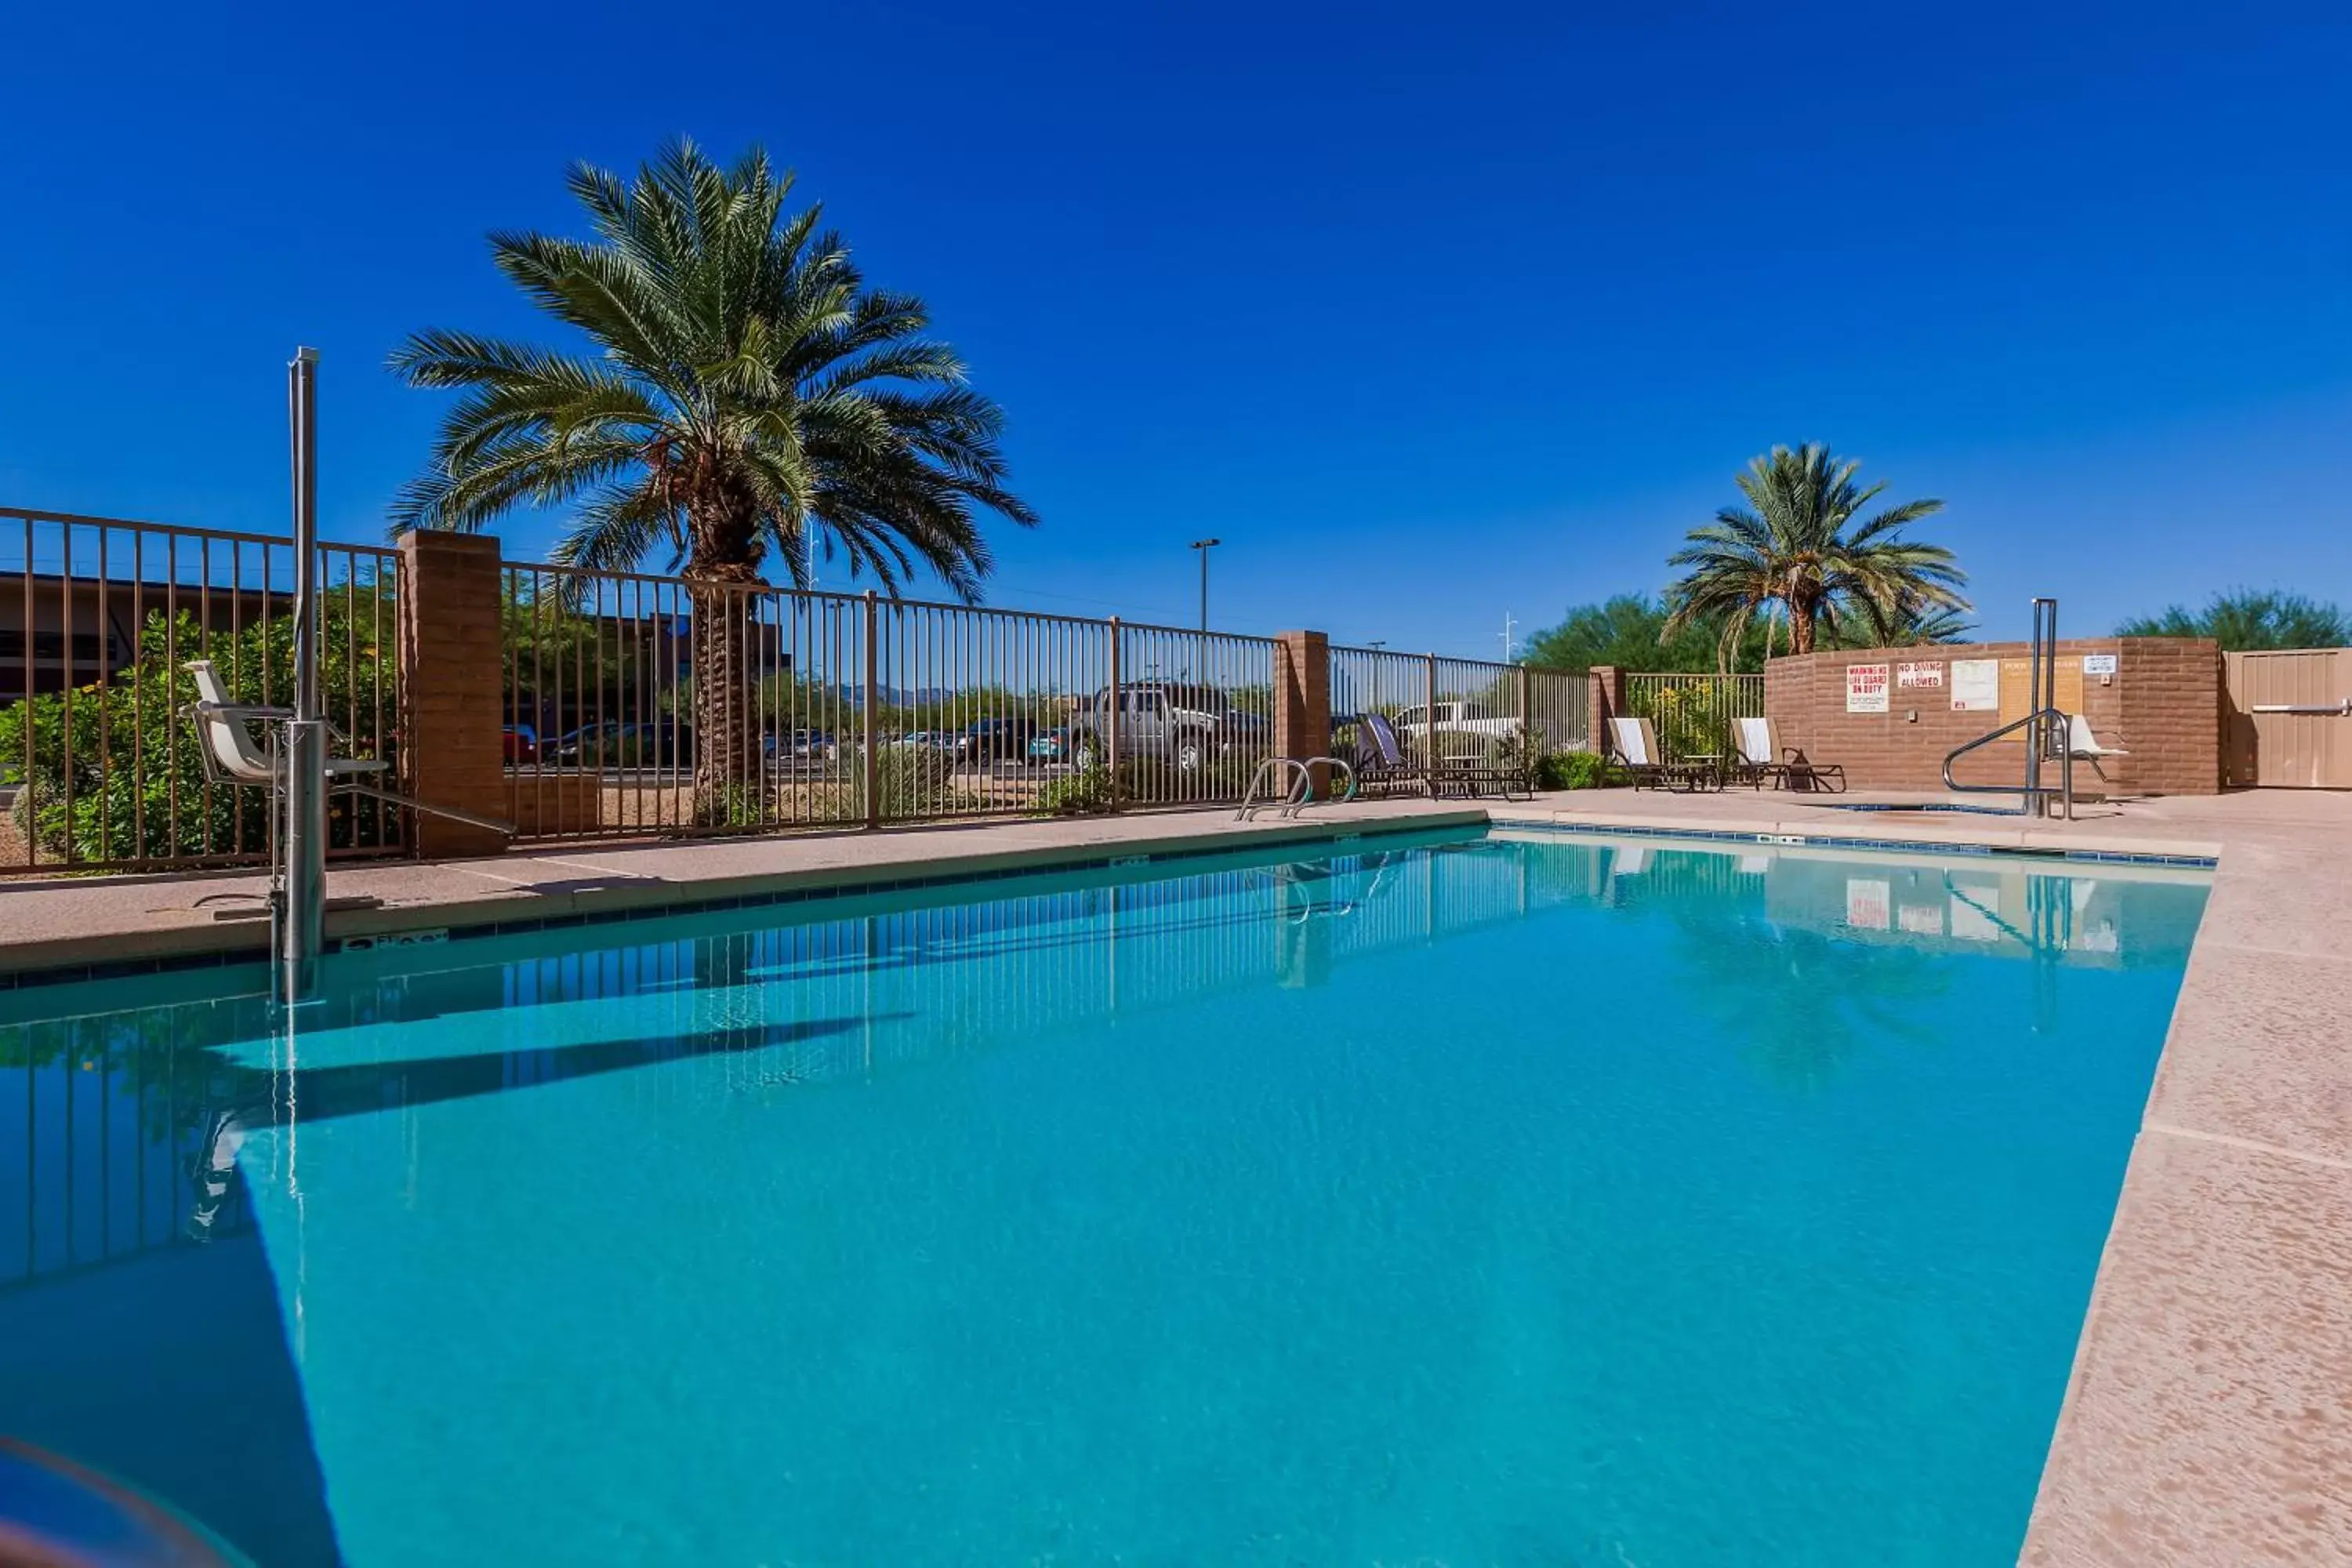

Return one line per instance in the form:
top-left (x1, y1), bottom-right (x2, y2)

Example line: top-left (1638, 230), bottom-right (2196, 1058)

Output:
top-left (2, 786), bottom-right (2347, 1562)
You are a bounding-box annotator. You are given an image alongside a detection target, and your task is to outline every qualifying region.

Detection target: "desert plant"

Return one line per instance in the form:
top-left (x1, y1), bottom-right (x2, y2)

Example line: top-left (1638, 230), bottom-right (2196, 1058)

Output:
top-left (389, 140), bottom-right (1036, 824)
top-left (1035, 762), bottom-right (1115, 816)
top-left (1665, 444), bottom-right (1967, 659)
top-left (1550, 750), bottom-right (1616, 789)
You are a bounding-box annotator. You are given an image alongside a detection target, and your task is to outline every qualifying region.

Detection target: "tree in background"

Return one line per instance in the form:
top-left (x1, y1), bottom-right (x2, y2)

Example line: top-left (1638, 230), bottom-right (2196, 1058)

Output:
top-left (390, 140), bottom-right (1036, 821)
top-left (1522, 593), bottom-right (1770, 673)
top-left (1829, 590), bottom-right (1974, 649)
top-left (1664, 444), bottom-right (1967, 659)
top-left (2117, 589), bottom-right (2350, 651)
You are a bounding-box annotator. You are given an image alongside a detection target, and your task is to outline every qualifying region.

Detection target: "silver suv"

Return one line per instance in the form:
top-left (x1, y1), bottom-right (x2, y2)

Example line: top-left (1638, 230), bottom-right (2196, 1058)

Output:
top-left (1069, 682), bottom-right (1261, 771)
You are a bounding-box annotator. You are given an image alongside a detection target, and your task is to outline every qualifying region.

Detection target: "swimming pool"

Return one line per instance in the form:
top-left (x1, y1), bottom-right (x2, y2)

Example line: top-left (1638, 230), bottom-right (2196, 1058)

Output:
top-left (1, 826), bottom-right (2209, 1565)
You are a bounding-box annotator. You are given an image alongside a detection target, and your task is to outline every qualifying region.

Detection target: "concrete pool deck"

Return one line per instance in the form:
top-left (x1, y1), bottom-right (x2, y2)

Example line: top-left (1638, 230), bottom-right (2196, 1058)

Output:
top-left (2, 785), bottom-right (2347, 1563)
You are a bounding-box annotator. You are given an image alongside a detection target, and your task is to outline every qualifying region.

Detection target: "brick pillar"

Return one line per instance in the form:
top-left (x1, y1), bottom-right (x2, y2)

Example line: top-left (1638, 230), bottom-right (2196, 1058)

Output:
top-left (1273, 630), bottom-right (1332, 795)
top-left (1588, 665), bottom-right (1625, 754)
top-left (396, 531), bottom-right (510, 857)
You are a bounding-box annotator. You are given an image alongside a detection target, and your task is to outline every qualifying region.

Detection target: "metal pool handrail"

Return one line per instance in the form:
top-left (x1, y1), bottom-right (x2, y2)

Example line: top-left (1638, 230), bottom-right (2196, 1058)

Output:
top-left (1236, 756), bottom-right (1358, 821)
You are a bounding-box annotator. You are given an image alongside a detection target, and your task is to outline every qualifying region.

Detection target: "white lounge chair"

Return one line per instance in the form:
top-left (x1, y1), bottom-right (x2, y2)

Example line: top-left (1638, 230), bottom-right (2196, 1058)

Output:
top-left (183, 658), bottom-right (513, 835)
top-left (2064, 713), bottom-right (2129, 781)
top-left (1606, 716), bottom-right (1717, 791)
top-left (1731, 716), bottom-right (1846, 793)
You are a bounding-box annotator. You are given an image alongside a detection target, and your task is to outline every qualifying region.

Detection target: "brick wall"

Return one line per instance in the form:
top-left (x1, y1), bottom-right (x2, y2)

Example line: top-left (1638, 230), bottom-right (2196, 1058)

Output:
top-left (397, 531), bottom-right (514, 854)
top-left (1762, 637), bottom-right (2220, 794)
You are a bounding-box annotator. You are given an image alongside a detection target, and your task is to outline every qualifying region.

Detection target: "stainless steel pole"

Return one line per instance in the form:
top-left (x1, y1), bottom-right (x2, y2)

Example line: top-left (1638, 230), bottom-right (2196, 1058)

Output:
top-left (283, 347), bottom-right (326, 1004)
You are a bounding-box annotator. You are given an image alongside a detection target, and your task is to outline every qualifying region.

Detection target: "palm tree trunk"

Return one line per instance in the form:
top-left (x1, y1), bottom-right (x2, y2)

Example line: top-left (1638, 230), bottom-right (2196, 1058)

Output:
top-left (684, 559), bottom-right (764, 827)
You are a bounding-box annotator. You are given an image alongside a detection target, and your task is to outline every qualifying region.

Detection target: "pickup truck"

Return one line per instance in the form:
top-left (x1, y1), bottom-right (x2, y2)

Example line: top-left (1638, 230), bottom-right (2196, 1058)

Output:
top-left (1391, 702), bottom-right (1520, 751)
top-left (1069, 682), bottom-right (1265, 771)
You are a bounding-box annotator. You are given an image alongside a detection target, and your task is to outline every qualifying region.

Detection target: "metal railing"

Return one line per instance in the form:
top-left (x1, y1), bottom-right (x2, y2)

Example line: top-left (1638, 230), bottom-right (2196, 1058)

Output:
top-left (499, 564), bottom-right (1282, 842)
top-left (1327, 644), bottom-right (1592, 785)
top-left (2, 509), bottom-right (404, 876)
top-left (1623, 672), bottom-right (1765, 762)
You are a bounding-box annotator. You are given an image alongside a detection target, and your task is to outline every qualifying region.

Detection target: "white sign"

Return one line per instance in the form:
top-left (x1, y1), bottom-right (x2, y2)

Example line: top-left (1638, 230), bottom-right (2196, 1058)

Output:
top-left (1896, 660), bottom-right (1944, 691)
top-left (2082, 653), bottom-right (2118, 677)
top-left (1846, 662), bottom-right (1891, 713)
top-left (1951, 659), bottom-right (2000, 713)
top-left (1898, 902), bottom-right (1947, 937)
top-left (1846, 879), bottom-right (1891, 931)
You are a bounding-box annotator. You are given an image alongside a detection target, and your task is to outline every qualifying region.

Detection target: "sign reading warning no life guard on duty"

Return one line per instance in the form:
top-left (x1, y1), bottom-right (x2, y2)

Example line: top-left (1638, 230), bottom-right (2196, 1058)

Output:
top-left (1846, 662), bottom-right (1891, 713)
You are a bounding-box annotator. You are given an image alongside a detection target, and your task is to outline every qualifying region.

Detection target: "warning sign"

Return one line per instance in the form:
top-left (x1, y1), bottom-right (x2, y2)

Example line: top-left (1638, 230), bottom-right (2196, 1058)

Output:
top-left (1896, 660), bottom-right (1944, 691)
top-left (1846, 662), bottom-right (1891, 713)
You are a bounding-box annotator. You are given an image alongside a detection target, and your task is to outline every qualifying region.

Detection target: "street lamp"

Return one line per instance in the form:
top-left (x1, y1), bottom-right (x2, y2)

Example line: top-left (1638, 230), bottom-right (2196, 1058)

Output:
top-left (1189, 539), bottom-right (1221, 633)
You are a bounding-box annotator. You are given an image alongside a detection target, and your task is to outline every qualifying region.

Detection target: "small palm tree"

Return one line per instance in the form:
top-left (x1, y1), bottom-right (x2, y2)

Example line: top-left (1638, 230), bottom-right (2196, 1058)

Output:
top-left (1664, 444), bottom-right (1966, 661)
top-left (390, 140), bottom-right (1036, 818)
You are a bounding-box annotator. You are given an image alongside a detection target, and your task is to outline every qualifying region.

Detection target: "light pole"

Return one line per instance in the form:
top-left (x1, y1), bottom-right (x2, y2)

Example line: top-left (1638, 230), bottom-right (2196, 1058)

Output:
top-left (1189, 538), bottom-right (1221, 633)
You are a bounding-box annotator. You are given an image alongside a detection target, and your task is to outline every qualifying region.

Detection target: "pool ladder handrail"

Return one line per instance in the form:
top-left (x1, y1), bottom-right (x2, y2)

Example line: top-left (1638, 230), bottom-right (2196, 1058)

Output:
top-left (1236, 756), bottom-right (1359, 821)
top-left (1937, 595), bottom-right (2076, 821)
top-left (1940, 706), bottom-right (2076, 820)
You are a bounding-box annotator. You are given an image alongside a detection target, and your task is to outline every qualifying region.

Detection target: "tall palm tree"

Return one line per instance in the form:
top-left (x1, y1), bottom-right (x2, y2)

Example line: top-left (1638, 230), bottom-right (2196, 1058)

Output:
top-left (390, 140), bottom-right (1036, 818)
top-left (1836, 590), bottom-right (1974, 648)
top-left (1663, 444), bottom-right (1965, 661)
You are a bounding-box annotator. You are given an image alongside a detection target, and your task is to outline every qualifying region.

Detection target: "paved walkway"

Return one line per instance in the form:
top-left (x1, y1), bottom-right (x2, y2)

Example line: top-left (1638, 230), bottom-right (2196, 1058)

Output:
top-left (3, 785), bottom-right (2347, 1563)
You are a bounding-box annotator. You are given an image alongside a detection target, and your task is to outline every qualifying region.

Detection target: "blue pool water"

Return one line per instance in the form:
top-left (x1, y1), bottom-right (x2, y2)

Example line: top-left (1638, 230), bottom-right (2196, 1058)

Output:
top-left (1, 828), bottom-right (2208, 1566)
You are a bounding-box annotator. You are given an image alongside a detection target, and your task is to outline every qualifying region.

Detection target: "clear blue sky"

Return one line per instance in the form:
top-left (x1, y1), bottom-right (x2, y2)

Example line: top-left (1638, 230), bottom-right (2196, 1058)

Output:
top-left (4, 3), bottom-right (2348, 654)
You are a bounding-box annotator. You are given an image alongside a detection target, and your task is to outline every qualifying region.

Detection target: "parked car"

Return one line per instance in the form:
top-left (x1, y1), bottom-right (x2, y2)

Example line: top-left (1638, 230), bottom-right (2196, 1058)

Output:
top-left (763, 728), bottom-right (837, 760)
top-left (1069, 682), bottom-right (1258, 771)
top-left (956, 717), bottom-right (1036, 762)
top-left (549, 720), bottom-right (689, 767)
top-left (502, 724), bottom-right (538, 764)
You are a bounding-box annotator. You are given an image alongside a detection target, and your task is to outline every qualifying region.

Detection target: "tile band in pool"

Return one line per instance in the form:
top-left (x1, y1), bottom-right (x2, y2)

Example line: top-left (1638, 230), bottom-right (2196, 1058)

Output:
top-left (0, 818), bottom-right (1469, 993)
top-left (1504, 817), bottom-right (2220, 868)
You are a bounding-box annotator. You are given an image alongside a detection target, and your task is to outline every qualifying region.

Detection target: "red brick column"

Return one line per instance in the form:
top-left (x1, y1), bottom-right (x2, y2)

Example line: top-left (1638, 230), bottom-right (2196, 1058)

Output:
top-left (1273, 630), bottom-right (1332, 795)
top-left (396, 531), bottom-right (511, 857)
top-left (1588, 665), bottom-right (1625, 754)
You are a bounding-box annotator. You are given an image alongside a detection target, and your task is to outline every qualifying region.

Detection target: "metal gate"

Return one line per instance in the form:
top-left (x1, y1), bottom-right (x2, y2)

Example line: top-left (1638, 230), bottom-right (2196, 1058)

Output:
top-left (2223, 648), bottom-right (2352, 788)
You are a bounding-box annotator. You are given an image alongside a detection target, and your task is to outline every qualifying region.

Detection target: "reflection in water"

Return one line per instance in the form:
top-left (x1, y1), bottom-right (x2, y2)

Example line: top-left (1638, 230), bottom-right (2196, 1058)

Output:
top-left (2, 833), bottom-right (2208, 1295)
top-left (0, 831), bottom-right (2209, 1566)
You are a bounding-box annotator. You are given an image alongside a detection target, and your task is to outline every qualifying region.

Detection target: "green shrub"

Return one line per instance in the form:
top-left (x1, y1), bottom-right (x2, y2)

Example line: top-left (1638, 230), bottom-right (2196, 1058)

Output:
top-left (1035, 762), bottom-right (1115, 816)
top-left (0, 602), bottom-right (397, 866)
top-left (1548, 750), bottom-right (1617, 790)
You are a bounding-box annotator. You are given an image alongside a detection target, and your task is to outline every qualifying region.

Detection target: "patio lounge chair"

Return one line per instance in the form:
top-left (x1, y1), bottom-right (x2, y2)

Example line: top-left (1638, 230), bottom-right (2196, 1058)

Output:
top-left (1426, 726), bottom-right (1535, 803)
top-left (1732, 716), bottom-right (1846, 793)
top-left (2064, 713), bottom-right (2129, 782)
top-left (1606, 717), bottom-right (1718, 793)
top-left (1351, 712), bottom-right (1425, 798)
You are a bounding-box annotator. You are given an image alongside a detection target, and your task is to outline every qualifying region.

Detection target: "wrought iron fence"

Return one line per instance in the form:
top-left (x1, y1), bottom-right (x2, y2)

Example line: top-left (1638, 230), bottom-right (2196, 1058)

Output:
top-left (1623, 672), bottom-right (1766, 762)
top-left (1327, 644), bottom-right (1591, 780)
top-left (1, 509), bottom-right (404, 875)
top-left (499, 564), bottom-right (1281, 842)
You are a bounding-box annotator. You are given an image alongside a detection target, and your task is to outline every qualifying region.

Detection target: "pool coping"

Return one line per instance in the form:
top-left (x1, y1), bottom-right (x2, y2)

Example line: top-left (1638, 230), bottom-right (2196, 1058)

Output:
top-left (2, 788), bottom-right (2346, 1562)
top-left (0, 805), bottom-right (1493, 989)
